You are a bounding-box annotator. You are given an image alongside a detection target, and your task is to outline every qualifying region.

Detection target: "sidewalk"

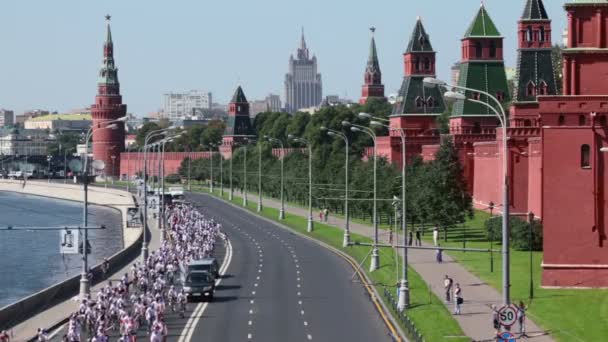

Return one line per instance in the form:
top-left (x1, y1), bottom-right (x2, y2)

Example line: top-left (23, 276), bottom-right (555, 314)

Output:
top-left (229, 189), bottom-right (553, 342)
top-left (6, 189), bottom-right (155, 342)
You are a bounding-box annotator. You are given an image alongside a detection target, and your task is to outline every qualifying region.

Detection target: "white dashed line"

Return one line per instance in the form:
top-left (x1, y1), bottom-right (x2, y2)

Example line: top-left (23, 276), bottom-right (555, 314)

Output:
top-left (248, 333), bottom-right (252, 339)
top-left (301, 310), bottom-right (305, 315)
top-left (304, 321), bottom-right (308, 326)
top-left (307, 334), bottom-right (312, 340)
top-left (249, 309), bottom-right (254, 314)
top-left (248, 321), bottom-right (252, 326)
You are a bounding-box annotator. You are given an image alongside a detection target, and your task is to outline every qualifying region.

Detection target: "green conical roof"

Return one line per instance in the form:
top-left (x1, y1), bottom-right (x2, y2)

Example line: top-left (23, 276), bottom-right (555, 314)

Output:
top-left (406, 17), bottom-right (433, 53)
top-left (366, 29), bottom-right (380, 72)
top-left (231, 86), bottom-right (248, 104)
top-left (522, 0), bottom-right (549, 20)
top-left (464, 4), bottom-right (501, 38)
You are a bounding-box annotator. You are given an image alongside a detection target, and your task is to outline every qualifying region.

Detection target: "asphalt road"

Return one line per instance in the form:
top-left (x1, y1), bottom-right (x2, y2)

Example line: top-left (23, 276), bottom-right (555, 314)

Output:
top-left (183, 193), bottom-right (391, 342)
top-left (49, 191), bottom-right (392, 341)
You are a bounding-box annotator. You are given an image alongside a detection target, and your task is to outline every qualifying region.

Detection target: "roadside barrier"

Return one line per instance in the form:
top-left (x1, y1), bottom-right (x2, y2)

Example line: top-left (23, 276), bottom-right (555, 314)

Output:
top-left (383, 287), bottom-right (425, 342)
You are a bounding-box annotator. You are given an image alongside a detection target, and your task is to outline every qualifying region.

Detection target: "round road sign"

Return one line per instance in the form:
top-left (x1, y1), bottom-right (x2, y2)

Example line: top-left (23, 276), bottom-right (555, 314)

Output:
top-left (498, 304), bottom-right (518, 328)
top-left (497, 331), bottom-right (516, 342)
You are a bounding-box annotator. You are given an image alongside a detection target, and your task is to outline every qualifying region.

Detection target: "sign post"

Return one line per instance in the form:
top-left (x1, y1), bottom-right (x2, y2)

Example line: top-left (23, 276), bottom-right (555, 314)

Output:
top-left (497, 331), bottom-right (516, 342)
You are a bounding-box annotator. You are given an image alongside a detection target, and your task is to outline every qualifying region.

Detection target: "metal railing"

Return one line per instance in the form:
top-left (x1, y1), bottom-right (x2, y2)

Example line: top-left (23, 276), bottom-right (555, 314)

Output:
top-left (383, 287), bottom-right (425, 342)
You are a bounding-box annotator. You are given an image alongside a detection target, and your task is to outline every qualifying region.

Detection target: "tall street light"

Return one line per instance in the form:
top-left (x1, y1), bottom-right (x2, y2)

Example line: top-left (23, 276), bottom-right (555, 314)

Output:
top-left (265, 136), bottom-right (285, 220)
top-left (207, 143), bottom-right (216, 194)
top-left (111, 155), bottom-right (116, 185)
top-left (158, 133), bottom-right (182, 242)
top-left (424, 77), bottom-right (511, 305)
top-left (365, 113), bottom-right (410, 309)
top-left (257, 142), bottom-right (263, 212)
top-left (219, 150), bottom-right (224, 197)
top-left (242, 138), bottom-right (255, 207)
top-left (321, 127), bottom-right (350, 247)
top-left (343, 120), bottom-right (379, 272)
top-left (46, 155), bottom-right (52, 183)
top-left (229, 152), bottom-right (234, 201)
top-left (289, 134), bottom-right (313, 232)
top-left (81, 116), bottom-right (126, 299)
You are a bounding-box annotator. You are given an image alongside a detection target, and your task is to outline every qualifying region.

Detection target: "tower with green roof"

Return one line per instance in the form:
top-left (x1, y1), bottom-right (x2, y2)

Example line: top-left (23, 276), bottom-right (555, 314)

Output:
top-left (220, 86), bottom-right (255, 159)
top-left (451, 3), bottom-right (510, 134)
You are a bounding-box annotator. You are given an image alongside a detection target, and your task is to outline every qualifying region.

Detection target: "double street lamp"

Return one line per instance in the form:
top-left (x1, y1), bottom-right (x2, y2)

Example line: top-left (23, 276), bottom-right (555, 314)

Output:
top-left (424, 77), bottom-right (511, 306)
top-left (265, 136), bottom-right (286, 220)
top-left (321, 127), bottom-right (350, 247)
top-left (81, 116), bottom-right (126, 299)
top-left (288, 134), bottom-right (313, 232)
top-left (360, 112), bottom-right (410, 310)
top-left (342, 120), bottom-right (380, 272)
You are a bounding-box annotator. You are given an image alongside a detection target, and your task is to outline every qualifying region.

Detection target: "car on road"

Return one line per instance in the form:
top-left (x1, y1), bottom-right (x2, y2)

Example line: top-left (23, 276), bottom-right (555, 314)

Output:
top-left (187, 258), bottom-right (219, 279)
top-left (182, 271), bottom-right (215, 301)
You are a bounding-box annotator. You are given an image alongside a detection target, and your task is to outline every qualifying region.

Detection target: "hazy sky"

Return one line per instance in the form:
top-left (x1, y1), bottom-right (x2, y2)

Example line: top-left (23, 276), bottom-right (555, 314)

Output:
top-left (0, 0), bottom-right (567, 116)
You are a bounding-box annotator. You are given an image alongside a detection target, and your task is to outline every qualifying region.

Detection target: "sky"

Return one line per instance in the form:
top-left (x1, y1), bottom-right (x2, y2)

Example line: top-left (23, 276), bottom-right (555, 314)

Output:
top-left (0, 0), bottom-right (567, 116)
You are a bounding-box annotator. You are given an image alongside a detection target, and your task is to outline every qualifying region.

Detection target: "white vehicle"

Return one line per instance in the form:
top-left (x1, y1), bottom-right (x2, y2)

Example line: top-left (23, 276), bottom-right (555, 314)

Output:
top-left (168, 187), bottom-right (184, 197)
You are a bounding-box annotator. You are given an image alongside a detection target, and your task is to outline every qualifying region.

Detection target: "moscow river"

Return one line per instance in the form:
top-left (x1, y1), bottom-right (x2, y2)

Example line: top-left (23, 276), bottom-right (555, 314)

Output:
top-left (0, 191), bottom-right (122, 308)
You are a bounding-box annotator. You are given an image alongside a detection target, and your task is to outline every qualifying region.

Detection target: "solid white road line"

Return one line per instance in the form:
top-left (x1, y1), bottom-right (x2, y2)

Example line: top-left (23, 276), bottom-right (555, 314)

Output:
top-left (177, 238), bottom-right (233, 342)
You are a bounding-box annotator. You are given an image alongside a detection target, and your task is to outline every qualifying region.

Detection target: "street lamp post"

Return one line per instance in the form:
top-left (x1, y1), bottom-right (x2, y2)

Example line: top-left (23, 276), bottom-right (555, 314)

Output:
top-left (64, 148), bottom-right (69, 184)
top-left (265, 136), bottom-right (285, 220)
top-left (257, 142), bottom-right (263, 212)
top-left (528, 211), bottom-right (535, 300)
top-left (111, 155), bottom-right (116, 185)
top-left (81, 117), bottom-right (126, 299)
top-left (322, 127), bottom-right (350, 247)
top-left (229, 155), bottom-right (233, 201)
top-left (367, 114), bottom-right (410, 309)
top-left (343, 120), bottom-right (379, 272)
top-left (425, 77), bottom-right (511, 305)
top-left (46, 155), bottom-right (52, 183)
top-left (208, 144), bottom-right (215, 194)
top-left (187, 146), bottom-right (192, 192)
top-left (219, 152), bottom-right (224, 197)
top-left (243, 143), bottom-right (248, 207)
top-left (489, 201), bottom-right (495, 273)
top-left (289, 134), bottom-right (313, 232)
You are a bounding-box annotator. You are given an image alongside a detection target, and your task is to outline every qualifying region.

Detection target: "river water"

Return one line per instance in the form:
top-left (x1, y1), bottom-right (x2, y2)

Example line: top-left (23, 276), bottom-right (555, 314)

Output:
top-left (0, 191), bottom-right (122, 308)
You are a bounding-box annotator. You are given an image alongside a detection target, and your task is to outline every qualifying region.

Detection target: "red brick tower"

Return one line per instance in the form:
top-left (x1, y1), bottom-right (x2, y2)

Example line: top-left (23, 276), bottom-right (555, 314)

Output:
top-left (359, 28), bottom-right (385, 104)
top-left (91, 16), bottom-right (126, 177)
top-left (220, 86), bottom-right (255, 159)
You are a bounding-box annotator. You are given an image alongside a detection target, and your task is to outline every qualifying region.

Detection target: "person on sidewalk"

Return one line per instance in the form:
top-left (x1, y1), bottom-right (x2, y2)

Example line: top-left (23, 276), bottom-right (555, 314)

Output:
top-left (492, 305), bottom-right (500, 336)
top-left (415, 229), bottom-right (421, 246)
top-left (436, 244), bottom-right (443, 263)
top-left (36, 328), bottom-right (48, 342)
top-left (408, 231), bottom-right (413, 246)
top-left (444, 275), bottom-right (453, 302)
top-left (454, 283), bottom-right (462, 315)
top-left (433, 226), bottom-right (439, 246)
top-left (518, 301), bottom-right (527, 337)
top-left (319, 210), bottom-right (323, 222)
top-left (389, 229), bottom-right (394, 245)
top-left (323, 208), bottom-right (329, 222)
top-left (0, 330), bottom-right (9, 342)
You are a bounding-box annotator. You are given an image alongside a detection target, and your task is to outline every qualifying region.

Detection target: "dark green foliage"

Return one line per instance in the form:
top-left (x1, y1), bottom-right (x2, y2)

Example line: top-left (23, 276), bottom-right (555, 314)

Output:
top-left (485, 216), bottom-right (543, 251)
top-left (165, 173), bottom-right (181, 184)
top-left (47, 132), bottom-right (82, 156)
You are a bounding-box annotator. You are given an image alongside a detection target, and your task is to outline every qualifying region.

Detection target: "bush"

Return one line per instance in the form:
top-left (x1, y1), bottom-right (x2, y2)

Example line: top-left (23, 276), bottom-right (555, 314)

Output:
top-left (165, 174), bottom-right (181, 184)
top-left (485, 216), bottom-right (543, 251)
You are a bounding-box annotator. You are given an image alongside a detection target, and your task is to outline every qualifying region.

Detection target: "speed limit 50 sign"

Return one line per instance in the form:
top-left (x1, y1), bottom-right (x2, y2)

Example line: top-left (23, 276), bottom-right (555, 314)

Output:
top-left (498, 304), bottom-right (519, 327)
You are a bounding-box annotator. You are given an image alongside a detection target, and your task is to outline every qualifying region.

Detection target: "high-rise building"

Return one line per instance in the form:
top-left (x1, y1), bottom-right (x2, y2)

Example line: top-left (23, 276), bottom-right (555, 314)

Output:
top-left (91, 16), bottom-right (127, 177)
top-left (162, 90), bottom-right (213, 121)
top-left (284, 29), bottom-right (323, 113)
top-left (0, 110), bottom-right (14, 127)
top-left (360, 28), bottom-right (385, 104)
top-left (266, 94), bottom-right (282, 112)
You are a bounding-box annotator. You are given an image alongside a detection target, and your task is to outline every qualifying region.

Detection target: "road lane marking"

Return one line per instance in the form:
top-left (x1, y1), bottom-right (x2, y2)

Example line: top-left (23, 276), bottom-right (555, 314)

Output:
top-left (307, 334), bottom-right (312, 340)
top-left (248, 333), bottom-right (252, 339)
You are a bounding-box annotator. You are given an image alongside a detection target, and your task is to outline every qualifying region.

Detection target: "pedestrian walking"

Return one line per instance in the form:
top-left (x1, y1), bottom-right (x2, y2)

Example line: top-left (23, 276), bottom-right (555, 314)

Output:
top-left (408, 231), bottom-right (413, 246)
top-left (389, 229), bottom-right (394, 245)
top-left (518, 301), bottom-right (527, 337)
top-left (433, 226), bottom-right (439, 246)
top-left (454, 283), bottom-right (462, 315)
top-left (436, 245), bottom-right (443, 263)
top-left (444, 275), bottom-right (453, 302)
top-left (36, 328), bottom-right (48, 342)
top-left (415, 229), bottom-right (421, 246)
top-left (319, 210), bottom-right (323, 222)
top-left (492, 305), bottom-right (500, 336)
top-left (0, 330), bottom-right (9, 342)
top-left (323, 208), bottom-right (329, 222)
top-left (101, 257), bottom-right (110, 278)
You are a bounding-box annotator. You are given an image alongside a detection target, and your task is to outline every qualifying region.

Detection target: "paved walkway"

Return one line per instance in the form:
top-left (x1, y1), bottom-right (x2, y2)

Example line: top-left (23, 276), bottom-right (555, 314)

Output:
top-left (230, 189), bottom-right (553, 342)
top-left (2, 184), bottom-right (152, 342)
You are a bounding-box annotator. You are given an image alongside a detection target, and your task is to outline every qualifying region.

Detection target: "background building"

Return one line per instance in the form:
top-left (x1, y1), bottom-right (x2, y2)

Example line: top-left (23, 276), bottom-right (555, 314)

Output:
top-left (284, 30), bottom-right (323, 113)
top-left (24, 113), bottom-right (91, 132)
top-left (249, 94), bottom-right (283, 117)
top-left (163, 90), bottom-right (213, 121)
top-left (0, 128), bottom-right (54, 156)
top-left (15, 110), bottom-right (50, 127)
top-left (0, 110), bottom-right (14, 127)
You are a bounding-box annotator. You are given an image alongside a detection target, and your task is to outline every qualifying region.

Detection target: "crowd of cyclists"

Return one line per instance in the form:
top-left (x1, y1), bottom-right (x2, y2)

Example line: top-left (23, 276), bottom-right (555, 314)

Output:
top-left (37, 202), bottom-right (226, 342)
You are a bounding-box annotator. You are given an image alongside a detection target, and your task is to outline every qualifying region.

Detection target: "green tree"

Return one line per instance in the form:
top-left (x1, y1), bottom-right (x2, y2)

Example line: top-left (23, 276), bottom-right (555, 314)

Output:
top-left (136, 122), bottom-right (161, 147)
top-left (47, 132), bottom-right (82, 156)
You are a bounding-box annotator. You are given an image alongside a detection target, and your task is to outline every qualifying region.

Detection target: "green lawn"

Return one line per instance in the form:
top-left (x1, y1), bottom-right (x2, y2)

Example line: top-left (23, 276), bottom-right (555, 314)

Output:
top-left (199, 187), bottom-right (466, 342)
top-left (424, 212), bottom-right (608, 342)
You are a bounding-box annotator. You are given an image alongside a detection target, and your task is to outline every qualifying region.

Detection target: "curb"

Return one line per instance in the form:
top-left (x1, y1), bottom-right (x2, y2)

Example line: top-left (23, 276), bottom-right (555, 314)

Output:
top-left (197, 192), bottom-right (408, 342)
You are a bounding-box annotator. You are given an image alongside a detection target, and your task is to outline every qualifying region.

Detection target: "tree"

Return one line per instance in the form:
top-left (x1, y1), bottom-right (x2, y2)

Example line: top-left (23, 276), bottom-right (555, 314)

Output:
top-left (136, 122), bottom-right (161, 147)
top-left (485, 216), bottom-right (543, 251)
top-left (425, 138), bottom-right (472, 239)
top-left (47, 132), bottom-right (82, 156)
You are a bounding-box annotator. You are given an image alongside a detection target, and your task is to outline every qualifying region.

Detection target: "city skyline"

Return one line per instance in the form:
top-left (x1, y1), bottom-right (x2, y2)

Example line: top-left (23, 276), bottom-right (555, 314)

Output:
top-left (0, 0), bottom-right (567, 115)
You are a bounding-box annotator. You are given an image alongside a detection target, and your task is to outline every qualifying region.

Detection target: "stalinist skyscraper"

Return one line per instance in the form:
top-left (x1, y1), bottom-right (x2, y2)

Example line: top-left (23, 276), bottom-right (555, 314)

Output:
top-left (284, 29), bottom-right (323, 113)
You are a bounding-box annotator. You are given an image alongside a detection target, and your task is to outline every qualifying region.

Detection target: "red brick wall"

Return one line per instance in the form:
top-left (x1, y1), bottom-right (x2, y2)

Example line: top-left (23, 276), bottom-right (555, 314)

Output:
top-left (119, 152), bottom-right (211, 178)
top-left (472, 142), bottom-right (501, 211)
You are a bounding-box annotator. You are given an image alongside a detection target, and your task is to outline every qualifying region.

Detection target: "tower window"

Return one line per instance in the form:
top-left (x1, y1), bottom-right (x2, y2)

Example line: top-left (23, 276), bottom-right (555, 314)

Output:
top-left (558, 115), bottom-right (565, 126)
top-left (413, 58), bottom-right (420, 71)
top-left (600, 115), bottom-right (607, 126)
top-left (415, 97), bottom-right (424, 108)
top-left (524, 119), bottom-right (532, 127)
top-left (581, 144), bottom-right (591, 168)
top-left (471, 92), bottom-right (481, 101)
top-left (538, 80), bottom-right (548, 96)
top-left (489, 41), bottom-right (497, 58)
top-left (527, 81), bottom-right (536, 97)
top-left (424, 58), bottom-right (431, 71)
top-left (579, 115), bottom-right (586, 126)
top-left (496, 91), bottom-right (505, 102)
top-left (475, 42), bottom-right (482, 58)
top-left (526, 26), bottom-right (534, 42)
top-left (539, 26), bottom-right (545, 42)
top-left (472, 122), bottom-right (482, 134)
top-left (427, 96), bottom-right (435, 108)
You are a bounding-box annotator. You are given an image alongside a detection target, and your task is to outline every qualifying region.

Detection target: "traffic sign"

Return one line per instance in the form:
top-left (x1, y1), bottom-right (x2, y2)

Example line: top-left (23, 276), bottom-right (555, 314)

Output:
top-left (497, 331), bottom-right (516, 342)
top-left (498, 304), bottom-right (518, 328)
top-left (59, 229), bottom-right (79, 254)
